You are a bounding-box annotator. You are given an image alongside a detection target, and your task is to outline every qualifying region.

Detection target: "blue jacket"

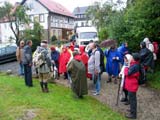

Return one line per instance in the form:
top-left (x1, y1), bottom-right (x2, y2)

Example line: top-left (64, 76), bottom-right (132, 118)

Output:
top-left (117, 43), bottom-right (129, 64)
top-left (104, 48), bottom-right (120, 76)
top-left (51, 50), bottom-right (60, 63)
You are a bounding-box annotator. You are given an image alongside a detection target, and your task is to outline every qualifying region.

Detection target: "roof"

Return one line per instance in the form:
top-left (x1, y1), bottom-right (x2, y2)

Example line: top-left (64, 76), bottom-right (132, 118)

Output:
top-left (21, 0), bottom-right (74, 18)
top-left (73, 6), bottom-right (89, 15)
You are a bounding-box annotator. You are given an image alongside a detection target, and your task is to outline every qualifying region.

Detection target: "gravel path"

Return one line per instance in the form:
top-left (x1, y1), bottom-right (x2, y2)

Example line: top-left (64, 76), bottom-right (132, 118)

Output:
top-left (0, 62), bottom-right (160, 120)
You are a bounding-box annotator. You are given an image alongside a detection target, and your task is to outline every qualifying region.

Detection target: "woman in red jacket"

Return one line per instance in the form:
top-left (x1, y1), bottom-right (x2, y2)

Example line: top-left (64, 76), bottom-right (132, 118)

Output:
top-left (124, 53), bottom-right (140, 119)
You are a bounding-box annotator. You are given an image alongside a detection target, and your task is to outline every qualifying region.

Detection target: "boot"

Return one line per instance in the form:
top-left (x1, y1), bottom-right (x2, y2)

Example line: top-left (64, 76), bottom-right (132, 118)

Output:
top-left (44, 82), bottom-right (49, 93)
top-left (114, 78), bottom-right (117, 84)
top-left (40, 82), bottom-right (45, 92)
top-left (107, 76), bottom-right (112, 83)
top-left (125, 113), bottom-right (136, 119)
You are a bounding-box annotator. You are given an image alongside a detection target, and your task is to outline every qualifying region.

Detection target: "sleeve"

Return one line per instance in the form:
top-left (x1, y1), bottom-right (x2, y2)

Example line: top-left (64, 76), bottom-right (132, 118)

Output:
top-left (149, 44), bottom-right (154, 52)
top-left (67, 60), bottom-right (73, 73)
top-left (25, 47), bottom-right (32, 64)
top-left (16, 47), bottom-right (20, 61)
top-left (95, 51), bottom-right (100, 71)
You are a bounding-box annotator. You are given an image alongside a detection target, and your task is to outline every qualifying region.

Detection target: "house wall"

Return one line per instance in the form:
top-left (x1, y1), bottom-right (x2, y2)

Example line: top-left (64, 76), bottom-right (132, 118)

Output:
top-left (24, 0), bottom-right (49, 30)
top-left (0, 22), bottom-right (16, 44)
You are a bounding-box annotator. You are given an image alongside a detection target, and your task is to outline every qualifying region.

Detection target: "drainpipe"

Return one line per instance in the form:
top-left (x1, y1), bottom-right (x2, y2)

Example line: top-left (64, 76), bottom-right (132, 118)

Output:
top-left (47, 13), bottom-right (51, 44)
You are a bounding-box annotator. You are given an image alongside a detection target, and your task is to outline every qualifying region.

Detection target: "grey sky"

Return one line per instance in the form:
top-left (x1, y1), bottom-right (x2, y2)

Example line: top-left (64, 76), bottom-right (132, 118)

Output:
top-left (0, 0), bottom-right (126, 12)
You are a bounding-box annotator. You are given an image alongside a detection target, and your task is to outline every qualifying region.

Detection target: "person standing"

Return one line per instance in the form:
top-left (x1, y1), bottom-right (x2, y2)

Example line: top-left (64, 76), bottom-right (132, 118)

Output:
top-left (139, 42), bottom-right (154, 72)
top-left (88, 42), bottom-right (101, 95)
top-left (22, 40), bottom-right (33, 87)
top-left (16, 40), bottom-right (25, 76)
top-left (50, 46), bottom-right (60, 79)
top-left (124, 53), bottom-right (140, 119)
top-left (67, 51), bottom-right (88, 98)
top-left (37, 40), bottom-right (52, 93)
top-left (104, 44), bottom-right (120, 84)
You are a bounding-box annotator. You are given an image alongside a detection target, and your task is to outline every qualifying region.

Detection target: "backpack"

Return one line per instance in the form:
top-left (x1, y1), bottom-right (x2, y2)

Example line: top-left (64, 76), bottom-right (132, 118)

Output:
top-left (38, 49), bottom-right (51, 68)
top-left (138, 64), bottom-right (147, 85)
top-left (152, 42), bottom-right (159, 54)
top-left (94, 48), bottom-right (105, 74)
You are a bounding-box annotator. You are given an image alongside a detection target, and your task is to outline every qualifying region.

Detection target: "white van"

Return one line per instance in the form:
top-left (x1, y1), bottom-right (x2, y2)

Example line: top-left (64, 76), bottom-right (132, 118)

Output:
top-left (76, 27), bottom-right (99, 46)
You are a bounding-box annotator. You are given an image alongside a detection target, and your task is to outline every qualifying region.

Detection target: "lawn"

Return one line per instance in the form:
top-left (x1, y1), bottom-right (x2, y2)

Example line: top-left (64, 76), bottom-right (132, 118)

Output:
top-left (0, 73), bottom-right (126, 120)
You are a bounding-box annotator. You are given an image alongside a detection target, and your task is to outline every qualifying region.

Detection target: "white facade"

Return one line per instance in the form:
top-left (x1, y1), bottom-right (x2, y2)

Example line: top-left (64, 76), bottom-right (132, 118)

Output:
top-left (24, 0), bottom-right (49, 30)
top-left (0, 0), bottom-right (75, 43)
top-left (74, 20), bottom-right (92, 27)
top-left (0, 22), bottom-right (16, 44)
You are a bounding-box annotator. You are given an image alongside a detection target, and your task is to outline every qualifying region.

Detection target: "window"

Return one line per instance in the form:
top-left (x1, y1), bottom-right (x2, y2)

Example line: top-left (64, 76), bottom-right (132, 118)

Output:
top-left (79, 32), bottom-right (97, 39)
top-left (29, 15), bottom-right (34, 22)
top-left (81, 22), bottom-right (84, 27)
top-left (39, 14), bottom-right (44, 22)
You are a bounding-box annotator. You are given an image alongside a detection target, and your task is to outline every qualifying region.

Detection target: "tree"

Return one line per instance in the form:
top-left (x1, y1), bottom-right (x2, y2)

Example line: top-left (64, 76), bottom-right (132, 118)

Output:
top-left (0, 2), bottom-right (30, 44)
top-left (24, 21), bottom-right (44, 51)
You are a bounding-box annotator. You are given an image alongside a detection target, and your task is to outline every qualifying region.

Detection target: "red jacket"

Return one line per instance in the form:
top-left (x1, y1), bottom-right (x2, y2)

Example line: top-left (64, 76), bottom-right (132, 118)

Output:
top-left (124, 61), bottom-right (140, 92)
top-left (59, 48), bottom-right (71, 73)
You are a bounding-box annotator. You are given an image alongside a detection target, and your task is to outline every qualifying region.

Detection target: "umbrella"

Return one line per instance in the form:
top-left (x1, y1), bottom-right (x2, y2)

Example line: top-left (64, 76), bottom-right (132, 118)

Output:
top-left (100, 39), bottom-right (117, 48)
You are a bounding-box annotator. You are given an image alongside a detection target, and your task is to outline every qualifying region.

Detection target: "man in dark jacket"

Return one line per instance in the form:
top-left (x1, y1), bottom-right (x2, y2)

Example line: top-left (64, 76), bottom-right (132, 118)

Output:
top-left (140, 42), bottom-right (154, 72)
top-left (22, 40), bottom-right (33, 87)
top-left (50, 46), bottom-right (60, 79)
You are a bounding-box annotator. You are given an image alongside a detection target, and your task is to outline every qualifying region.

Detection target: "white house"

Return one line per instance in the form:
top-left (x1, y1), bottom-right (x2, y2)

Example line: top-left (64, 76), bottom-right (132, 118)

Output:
top-left (73, 6), bottom-right (92, 28)
top-left (22, 0), bottom-right (75, 41)
top-left (0, 0), bottom-right (75, 44)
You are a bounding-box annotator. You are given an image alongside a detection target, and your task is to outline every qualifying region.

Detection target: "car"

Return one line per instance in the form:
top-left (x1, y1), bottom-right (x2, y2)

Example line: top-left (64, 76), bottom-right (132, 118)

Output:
top-left (0, 45), bottom-right (17, 64)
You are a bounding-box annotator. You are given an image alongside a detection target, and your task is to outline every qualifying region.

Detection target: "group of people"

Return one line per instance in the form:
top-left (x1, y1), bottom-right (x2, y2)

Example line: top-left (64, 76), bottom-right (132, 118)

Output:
top-left (16, 37), bottom-right (158, 119)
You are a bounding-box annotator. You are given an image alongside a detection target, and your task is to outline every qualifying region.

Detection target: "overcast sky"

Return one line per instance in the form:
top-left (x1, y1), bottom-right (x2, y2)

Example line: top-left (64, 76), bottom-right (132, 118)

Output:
top-left (0, 0), bottom-right (126, 12)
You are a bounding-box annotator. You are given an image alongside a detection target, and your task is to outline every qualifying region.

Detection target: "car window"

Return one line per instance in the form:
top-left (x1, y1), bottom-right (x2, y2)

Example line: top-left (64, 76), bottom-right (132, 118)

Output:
top-left (6, 46), bottom-right (17, 54)
top-left (80, 32), bottom-right (97, 39)
top-left (0, 47), bottom-right (6, 56)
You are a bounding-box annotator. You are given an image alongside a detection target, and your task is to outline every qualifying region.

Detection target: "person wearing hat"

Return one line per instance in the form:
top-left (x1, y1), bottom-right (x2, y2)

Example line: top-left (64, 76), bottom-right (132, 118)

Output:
top-left (37, 40), bottom-right (52, 93)
top-left (124, 53), bottom-right (140, 119)
top-left (104, 44), bottom-right (121, 84)
top-left (67, 50), bottom-right (88, 98)
top-left (50, 46), bottom-right (60, 79)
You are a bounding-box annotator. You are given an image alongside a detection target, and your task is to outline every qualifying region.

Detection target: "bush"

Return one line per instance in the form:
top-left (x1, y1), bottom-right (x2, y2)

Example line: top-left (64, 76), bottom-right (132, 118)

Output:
top-left (98, 28), bottom-right (108, 41)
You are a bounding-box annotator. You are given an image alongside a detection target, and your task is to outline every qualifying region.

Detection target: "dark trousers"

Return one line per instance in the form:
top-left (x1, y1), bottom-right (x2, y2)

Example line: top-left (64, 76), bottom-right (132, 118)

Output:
top-left (24, 64), bottom-right (33, 87)
top-left (129, 92), bottom-right (137, 117)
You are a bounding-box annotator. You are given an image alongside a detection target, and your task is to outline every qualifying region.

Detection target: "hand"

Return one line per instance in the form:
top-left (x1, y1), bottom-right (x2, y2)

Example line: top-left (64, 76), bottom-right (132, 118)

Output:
top-left (29, 63), bottom-right (32, 66)
top-left (94, 70), bottom-right (98, 75)
top-left (112, 57), bottom-right (116, 60)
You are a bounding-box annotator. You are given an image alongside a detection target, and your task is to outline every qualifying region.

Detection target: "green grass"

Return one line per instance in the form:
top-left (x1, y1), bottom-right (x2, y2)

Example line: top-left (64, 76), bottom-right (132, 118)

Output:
top-left (147, 71), bottom-right (160, 90)
top-left (146, 60), bottom-right (160, 90)
top-left (0, 73), bottom-right (126, 120)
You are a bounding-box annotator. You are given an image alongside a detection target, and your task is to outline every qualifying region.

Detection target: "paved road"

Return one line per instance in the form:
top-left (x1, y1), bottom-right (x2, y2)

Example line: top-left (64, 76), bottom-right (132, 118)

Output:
top-left (0, 61), bottom-right (160, 120)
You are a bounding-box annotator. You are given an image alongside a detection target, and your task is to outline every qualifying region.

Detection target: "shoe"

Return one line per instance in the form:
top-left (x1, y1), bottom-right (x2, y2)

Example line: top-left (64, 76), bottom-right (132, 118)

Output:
top-left (125, 113), bottom-right (136, 119)
top-left (114, 79), bottom-right (117, 84)
top-left (124, 101), bottom-right (130, 105)
top-left (120, 98), bottom-right (128, 102)
top-left (126, 109), bottom-right (131, 112)
top-left (91, 90), bottom-right (97, 93)
top-left (93, 92), bottom-right (100, 96)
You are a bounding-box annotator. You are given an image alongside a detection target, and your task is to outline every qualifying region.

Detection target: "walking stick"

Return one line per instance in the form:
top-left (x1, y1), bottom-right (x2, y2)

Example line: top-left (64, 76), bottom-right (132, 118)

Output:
top-left (116, 78), bottom-right (121, 106)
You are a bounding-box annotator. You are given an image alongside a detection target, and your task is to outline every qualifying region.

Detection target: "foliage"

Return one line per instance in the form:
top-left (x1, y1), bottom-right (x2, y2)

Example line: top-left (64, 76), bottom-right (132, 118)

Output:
top-left (0, 74), bottom-right (126, 120)
top-left (86, 1), bottom-right (113, 31)
top-left (0, 2), bottom-right (30, 44)
top-left (51, 35), bottom-right (57, 42)
top-left (88, 0), bottom-right (160, 51)
top-left (147, 60), bottom-right (160, 90)
top-left (98, 27), bottom-right (108, 41)
top-left (23, 21), bottom-right (44, 51)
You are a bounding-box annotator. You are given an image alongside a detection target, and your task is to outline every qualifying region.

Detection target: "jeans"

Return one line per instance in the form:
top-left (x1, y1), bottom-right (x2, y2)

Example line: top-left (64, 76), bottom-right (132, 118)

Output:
top-left (24, 64), bottom-right (33, 87)
top-left (19, 62), bottom-right (24, 75)
top-left (92, 73), bottom-right (101, 93)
